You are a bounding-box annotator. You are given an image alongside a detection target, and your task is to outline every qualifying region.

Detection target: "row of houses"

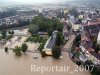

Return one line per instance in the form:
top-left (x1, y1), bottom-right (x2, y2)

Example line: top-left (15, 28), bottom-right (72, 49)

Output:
top-left (68, 8), bottom-right (100, 66)
top-left (0, 15), bottom-right (36, 26)
top-left (79, 9), bottom-right (100, 66)
top-left (80, 30), bottom-right (100, 66)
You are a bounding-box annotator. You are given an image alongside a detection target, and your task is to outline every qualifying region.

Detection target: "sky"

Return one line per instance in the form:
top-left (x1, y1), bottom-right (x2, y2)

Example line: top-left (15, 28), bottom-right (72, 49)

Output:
top-left (0, 0), bottom-right (71, 4)
top-left (0, 0), bottom-right (100, 5)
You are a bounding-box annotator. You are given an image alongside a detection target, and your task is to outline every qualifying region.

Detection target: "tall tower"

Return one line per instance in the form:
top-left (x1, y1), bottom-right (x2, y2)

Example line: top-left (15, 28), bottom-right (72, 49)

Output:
top-left (39, 8), bottom-right (42, 13)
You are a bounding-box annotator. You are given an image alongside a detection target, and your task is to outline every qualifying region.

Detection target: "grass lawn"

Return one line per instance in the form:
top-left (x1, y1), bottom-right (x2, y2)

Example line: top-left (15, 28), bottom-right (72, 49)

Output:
top-left (26, 35), bottom-right (48, 51)
top-left (26, 35), bottom-right (47, 43)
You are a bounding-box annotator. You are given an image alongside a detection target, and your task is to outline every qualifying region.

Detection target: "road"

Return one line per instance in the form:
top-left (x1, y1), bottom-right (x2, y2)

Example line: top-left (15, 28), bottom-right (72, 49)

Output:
top-left (60, 21), bottom-right (91, 75)
top-left (60, 34), bottom-right (91, 75)
top-left (62, 35), bottom-right (75, 51)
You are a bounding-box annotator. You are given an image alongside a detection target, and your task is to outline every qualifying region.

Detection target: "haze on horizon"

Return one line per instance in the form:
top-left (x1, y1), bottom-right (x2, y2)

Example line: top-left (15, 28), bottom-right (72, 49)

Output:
top-left (0, 0), bottom-right (73, 4)
top-left (0, 0), bottom-right (100, 5)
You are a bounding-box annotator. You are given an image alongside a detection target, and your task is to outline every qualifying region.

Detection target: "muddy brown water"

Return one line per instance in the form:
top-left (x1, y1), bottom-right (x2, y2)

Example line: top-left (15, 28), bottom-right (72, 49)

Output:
top-left (0, 50), bottom-right (91, 75)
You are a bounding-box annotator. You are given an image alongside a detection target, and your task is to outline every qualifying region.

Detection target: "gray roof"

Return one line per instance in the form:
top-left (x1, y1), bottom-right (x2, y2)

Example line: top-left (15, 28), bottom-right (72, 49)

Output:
top-left (46, 36), bottom-right (56, 49)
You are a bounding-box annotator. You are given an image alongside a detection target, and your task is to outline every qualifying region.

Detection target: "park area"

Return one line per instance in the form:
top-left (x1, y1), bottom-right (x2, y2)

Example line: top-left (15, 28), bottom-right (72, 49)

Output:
top-left (6, 36), bottom-right (40, 52)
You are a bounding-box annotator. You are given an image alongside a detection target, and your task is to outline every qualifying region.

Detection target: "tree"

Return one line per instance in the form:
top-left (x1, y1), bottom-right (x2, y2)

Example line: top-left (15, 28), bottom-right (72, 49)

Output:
top-left (32, 15), bottom-right (48, 31)
top-left (11, 31), bottom-right (14, 34)
top-left (69, 8), bottom-right (78, 18)
top-left (13, 46), bottom-right (21, 56)
top-left (84, 60), bottom-right (100, 75)
top-left (77, 18), bottom-right (82, 24)
top-left (56, 23), bottom-right (63, 32)
top-left (56, 32), bottom-right (64, 46)
top-left (32, 15), bottom-right (64, 32)
top-left (91, 66), bottom-right (100, 75)
top-left (47, 28), bottom-right (53, 36)
top-left (76, 61), bottom-right (81, 66)
top-left (53, 19), bottom-right (63, 32)
top-left (8, 30), bottom-right (11, 34)
top-left (21, 43), bottom-right (28, 52)
top-left (0, 8), bottom-right (17, 19)
top-left (0, 36), bottom-right (2, 40)
top-left (28, 25), bottom-right (39, 34)
top-left (74, 34), bottom-right (81, 47)
top-left (52, 46), bottom-right (61, 59)
top-left (41, 51), bottom-right (47, 57)
top-left (9, 31), bottom-right (14, 34)
top-left (67, 25), bottom-right (71, 31)
top-left (94, 44), bottom-right (100, 53)
top-left (5, 47), bottom-right (8, 52)
top-left (39, 43), bottom-right (45, 52)
top-left (1, 30), bottom-right (6, 39)
top-left (95, 9), bottom-right (99, 14)
top-left (6, 34), bottom-right (13, 40)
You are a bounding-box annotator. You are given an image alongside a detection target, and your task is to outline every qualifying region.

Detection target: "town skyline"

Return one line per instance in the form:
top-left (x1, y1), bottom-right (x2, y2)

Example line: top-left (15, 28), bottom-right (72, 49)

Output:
top-left (0, 0), bottom-right (100, 5)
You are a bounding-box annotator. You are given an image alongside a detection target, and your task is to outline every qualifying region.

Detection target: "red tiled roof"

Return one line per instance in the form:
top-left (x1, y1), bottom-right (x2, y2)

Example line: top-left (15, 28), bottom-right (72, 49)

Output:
top-left (81, 31), bottom-right (100, 60)
top-left (81, 37), bottom-right (90, 41)
top-left (81, 31), bottom-right (90, 41)
top-left (88, 21), bottom-right (100, 26)
top-left (84, 18), bottom-right (100, 26)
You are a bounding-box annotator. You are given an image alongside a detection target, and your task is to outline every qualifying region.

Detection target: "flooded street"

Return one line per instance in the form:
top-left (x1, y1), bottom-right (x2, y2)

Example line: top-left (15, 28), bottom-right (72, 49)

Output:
top-left (0, 49), bottom-right (91, 75)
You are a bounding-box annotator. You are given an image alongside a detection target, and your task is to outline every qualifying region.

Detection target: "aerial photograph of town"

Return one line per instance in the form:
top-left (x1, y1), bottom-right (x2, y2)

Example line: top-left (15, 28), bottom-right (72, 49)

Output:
top-left (0, 0), bottom-right (100, 75)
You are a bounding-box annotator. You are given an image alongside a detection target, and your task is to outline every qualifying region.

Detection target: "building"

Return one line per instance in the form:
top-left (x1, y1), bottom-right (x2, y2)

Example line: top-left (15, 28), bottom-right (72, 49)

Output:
top-left (81, 30), bottom-right (100, 65)
top-left (83, 18), bottom-right (100, 35)
top-left (39, 8), bottom-right (43, 13)
top-left (97, 31), bottom-right (100, 45)
top-left (72, 24), bottom-right (82, 32)
top-left (13, 30), bottom-right (28, 36)
top-left (43, 31), bottom-right (58, 55)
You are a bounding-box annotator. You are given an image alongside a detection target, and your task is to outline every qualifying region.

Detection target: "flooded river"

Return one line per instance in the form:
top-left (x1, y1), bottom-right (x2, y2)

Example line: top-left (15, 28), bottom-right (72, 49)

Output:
top-left (0, 49), bottom-right (91, 75)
